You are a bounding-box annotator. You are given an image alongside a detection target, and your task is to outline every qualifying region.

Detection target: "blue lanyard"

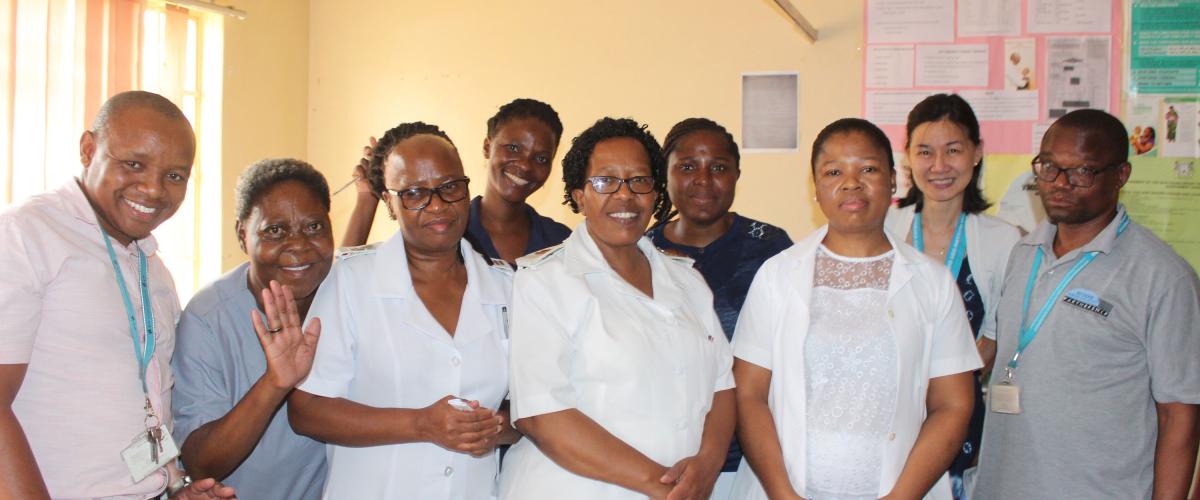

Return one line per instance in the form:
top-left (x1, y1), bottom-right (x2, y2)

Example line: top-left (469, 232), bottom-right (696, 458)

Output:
top-left (913, 212), bottom-right (968, 279)
top-left (101, 231), bottom-right (156, 394)
top-left (1007, 214), bottom-right (1129, 374)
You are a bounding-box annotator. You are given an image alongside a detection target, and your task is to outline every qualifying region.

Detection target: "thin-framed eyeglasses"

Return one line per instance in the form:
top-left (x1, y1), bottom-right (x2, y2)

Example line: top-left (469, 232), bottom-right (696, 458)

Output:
top-left (585, 175), bottom-right (657, 194)
top-left (384, 177), bottom-right (470, 210)
top-left (1030, 157), bottom-right (1120, 188)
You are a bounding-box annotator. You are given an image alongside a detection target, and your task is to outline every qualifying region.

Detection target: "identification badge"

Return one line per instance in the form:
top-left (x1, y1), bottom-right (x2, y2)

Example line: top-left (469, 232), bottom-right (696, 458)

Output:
top-left (120, 424), bottom-right (179, 482)
top-left (991, 382), bottom-right (1022, 414)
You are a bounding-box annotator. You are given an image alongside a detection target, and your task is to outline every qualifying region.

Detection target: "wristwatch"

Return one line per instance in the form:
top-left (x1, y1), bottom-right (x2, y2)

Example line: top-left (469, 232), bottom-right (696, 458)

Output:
top-left (166, 475), bottom-right (192, 497)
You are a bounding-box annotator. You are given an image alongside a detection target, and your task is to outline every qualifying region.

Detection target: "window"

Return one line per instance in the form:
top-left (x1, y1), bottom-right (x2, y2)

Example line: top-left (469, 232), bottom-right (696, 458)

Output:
top-left (0, 0), bottom-right (224, 302)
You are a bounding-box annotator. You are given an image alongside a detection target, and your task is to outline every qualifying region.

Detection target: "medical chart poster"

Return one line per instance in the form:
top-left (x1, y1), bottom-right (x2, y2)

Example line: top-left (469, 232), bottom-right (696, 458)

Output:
top-left (1130, 0), bottom-right (1200, 94)
top-left (1121, 157), bottom-right (1200, 270)
top-left (862, 0), bottom-right (1124, 155)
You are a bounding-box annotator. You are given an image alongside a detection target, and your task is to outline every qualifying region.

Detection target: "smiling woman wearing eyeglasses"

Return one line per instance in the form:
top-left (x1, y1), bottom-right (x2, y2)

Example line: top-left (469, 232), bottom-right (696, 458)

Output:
top-left (499, 117), bottom-right (735, 500)
top-left (286, 122), bottom-right (517, 500)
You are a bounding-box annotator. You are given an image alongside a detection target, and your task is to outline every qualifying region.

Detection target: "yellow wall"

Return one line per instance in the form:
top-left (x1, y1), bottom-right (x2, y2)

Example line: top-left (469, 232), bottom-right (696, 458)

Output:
top-left (219, 0), bottom-right (311, 270)
top-left (305, 0), bottom-right (864, 245)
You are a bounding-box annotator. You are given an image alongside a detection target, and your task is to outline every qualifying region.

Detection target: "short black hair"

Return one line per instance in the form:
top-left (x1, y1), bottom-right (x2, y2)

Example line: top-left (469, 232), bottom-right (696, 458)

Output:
top-left (486, 98), bottom-right (564, 146)
top-left (811, 118), bottom-right (894, 173)
top-left (1047, 109), bottom-right (1130, 164)
top-left (367, 121), bottom-right (455, 195)
top-left (234, 158), bottom-right (330, 221)
top-left (561, 117), bottom-right (670, 223)
top-left (662, 117), bottom-right (740, 166)
top-left (898, 93), bottom-right (991, 213)
top-left (92, 90), bottom-right (190, 136)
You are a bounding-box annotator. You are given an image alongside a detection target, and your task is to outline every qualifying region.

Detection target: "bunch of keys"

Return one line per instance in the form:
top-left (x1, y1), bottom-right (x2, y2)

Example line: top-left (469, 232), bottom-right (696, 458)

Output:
top-left (145, 399), bottom-right (164, 463)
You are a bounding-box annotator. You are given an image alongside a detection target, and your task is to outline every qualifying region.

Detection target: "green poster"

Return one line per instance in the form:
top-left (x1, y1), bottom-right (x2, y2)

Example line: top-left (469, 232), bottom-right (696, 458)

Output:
top-left (1122, 157), bottom-right (1200, 270)
top-left (1130, 0), bottom-right (1200, 94)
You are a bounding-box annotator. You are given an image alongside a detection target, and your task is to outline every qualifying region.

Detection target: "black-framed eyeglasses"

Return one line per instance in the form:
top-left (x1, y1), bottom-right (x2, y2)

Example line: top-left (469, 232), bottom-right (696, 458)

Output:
top-left (384, 177), bottom-right (470, 210)
top-left (585, 175), bottom-right (656, 195)
top-left (1030, 157), bottom-right (1119, 188)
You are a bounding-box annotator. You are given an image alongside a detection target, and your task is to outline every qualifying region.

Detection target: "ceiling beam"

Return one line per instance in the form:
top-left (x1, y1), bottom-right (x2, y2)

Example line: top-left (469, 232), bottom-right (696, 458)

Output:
top-left (771, 0), bottom-right (818, 43)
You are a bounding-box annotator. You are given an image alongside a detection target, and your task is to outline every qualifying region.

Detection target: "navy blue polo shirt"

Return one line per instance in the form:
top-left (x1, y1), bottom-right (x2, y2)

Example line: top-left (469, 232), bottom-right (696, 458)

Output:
top-left (466, 196), bottom-right (571, 266)
top-left (647, 213), bottom-right (793, 472)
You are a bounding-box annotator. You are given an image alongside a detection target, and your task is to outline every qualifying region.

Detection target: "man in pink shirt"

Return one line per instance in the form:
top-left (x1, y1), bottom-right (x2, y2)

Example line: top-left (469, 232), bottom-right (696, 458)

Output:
top-left (0, 91), bottom-right (234, 499)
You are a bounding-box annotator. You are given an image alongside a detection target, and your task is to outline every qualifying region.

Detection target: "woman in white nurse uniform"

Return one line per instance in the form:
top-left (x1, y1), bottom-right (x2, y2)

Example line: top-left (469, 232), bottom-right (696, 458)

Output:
top-left (731, 118), bottom-right (981, 500)
top-left (499, 117), bottom-right (736, 500)
top-left (288, 122), bottom-right (515, 500)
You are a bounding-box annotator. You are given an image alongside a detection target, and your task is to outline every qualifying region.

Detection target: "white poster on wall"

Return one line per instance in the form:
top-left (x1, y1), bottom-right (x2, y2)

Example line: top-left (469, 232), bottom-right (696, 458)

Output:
top-left (916, 45), bottom-right (989, 87)
top-left (866, 45), bottom-right (916, 88)
top-left (958, 90), bottom-right (1039, 121)
top-left (958, 0), bottom-right (1022, 37)
top-left (742, 73), bottom-right (799, 151)
top-left (1045, 36), bottom-right (1111, 119)
top-left (866, 90), bottom-right (942, 125)
top-left (1028, 0), bottom-right (1111, 34)
top-left (867, 0), bottom-right (954, 43)
top-left (1003, 38), bottom-right (1038, 91)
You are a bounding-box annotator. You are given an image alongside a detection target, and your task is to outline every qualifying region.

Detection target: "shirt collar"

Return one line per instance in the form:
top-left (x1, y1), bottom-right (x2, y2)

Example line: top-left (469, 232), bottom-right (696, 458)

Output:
top-left (370, 230), bottom-right (507, 304)
top-left (60, 178), bottom-right (159, 254)
top-left (784, 224), bottom-right (920, 267)
top-left (563, 220), bottom-right (686, 306)
top-left (564, 220), bottom-right (658, 276)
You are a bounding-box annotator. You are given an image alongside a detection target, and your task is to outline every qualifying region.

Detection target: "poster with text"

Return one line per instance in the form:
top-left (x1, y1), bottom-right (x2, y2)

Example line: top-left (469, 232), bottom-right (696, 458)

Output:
top-left (1130, 0), bottom-right (1200, 94)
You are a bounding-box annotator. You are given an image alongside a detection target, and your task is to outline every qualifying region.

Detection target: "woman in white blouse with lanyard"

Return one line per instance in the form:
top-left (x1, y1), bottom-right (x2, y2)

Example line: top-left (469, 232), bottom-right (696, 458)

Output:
top-left (500, 117), bottom-right (736, 500)
top-left (732, 118), bottom-right (981, 500)
top-left (884, 94), bottom-right (1021, 498)
top-left (288, 122), bottom-right (516, 499)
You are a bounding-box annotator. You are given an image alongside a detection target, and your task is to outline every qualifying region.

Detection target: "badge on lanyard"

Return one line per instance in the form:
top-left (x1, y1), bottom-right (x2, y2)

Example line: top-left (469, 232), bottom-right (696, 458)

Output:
top-left (990, 380), bottom-right (1022, 414)
top-left (101, 231), bottom-right (181, 480)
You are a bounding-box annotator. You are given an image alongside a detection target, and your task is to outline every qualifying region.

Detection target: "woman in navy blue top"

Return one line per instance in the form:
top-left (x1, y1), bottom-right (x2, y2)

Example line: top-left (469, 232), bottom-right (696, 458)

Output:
top-left (466, 99), bottom-right (571, 264)
top-left (647, 118), bottom-right (792, 498)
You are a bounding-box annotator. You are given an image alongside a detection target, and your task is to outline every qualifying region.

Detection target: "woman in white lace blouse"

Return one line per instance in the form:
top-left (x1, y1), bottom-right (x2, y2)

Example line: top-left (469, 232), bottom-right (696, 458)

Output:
top-left (729, 118), bottom-right (982, 500)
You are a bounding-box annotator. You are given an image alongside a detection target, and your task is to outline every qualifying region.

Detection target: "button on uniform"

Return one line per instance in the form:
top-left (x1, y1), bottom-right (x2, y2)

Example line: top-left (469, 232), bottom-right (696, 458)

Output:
top-left (444, 466), bottom-right (454, 477)
top-left (451, 356), bottom-right (461, 367)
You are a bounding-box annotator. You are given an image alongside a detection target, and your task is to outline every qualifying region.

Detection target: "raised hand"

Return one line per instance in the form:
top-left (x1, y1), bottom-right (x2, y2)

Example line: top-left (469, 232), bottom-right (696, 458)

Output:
top-left (250, 280), bottom-right (322, 390)
top-left (418, 395), bottom-right (505, 457)
top-left (355, 136), bottom-right (379, 199)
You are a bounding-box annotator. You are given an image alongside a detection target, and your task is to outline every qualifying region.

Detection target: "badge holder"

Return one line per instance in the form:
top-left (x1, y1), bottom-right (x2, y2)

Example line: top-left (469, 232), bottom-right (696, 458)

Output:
top-left (121, 398), bottom-right (179, 482)
top-left (991, 364), bottom-right (1022, 414)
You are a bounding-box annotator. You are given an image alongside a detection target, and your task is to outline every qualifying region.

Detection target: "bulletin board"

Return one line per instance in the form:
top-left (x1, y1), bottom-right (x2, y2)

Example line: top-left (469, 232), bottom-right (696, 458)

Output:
top-left (862, 0), bottom-right (1125, 155)
top-left (861, 0), bottom-right (1200, 270)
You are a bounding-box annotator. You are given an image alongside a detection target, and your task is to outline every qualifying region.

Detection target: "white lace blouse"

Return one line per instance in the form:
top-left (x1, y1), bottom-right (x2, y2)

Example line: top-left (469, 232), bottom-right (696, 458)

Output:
top-left (804, 245), bottom-right (897, 500)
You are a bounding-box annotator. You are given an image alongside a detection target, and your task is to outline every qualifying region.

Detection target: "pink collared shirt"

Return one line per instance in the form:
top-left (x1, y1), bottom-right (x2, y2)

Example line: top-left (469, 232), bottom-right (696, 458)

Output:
top-left (0, 180), bottom-right (180, 499)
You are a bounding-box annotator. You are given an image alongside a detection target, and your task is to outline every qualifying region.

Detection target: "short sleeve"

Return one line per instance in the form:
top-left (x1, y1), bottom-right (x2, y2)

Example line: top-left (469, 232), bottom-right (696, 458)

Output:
top-left (1147, 271), bottom-right (1200, 404)
top-left (508, 270), bottom-right (578, 421)
top-left (170, 310), bottom-right (232, 446)
top-left (0, 216), bottom-right (44, 364)
top-left (732, 264), bottom-right (780, 370)
top-left (979, 227), bottom-right (1021, 341)
top-left (929, 265), bottom-right (984, 378)
top-left (297, 263), bottom-right (358, 398)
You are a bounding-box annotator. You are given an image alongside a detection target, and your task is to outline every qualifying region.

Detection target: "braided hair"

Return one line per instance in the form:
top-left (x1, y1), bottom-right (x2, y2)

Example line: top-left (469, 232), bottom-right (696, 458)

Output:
top-left (486, 98), bottom-right (564, 146)
top-left (561, 117), bottom-right (671, 223)
top-left (366, 121), bottom-right (498, 264)
top-left (661, 117), bottom-right (741, 166)
top-left (367, 121), bottom-right (455, 196)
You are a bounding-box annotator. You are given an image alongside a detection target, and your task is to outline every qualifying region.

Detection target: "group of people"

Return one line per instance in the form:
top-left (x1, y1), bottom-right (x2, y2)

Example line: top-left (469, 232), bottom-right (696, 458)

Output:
top-left (0, 89), bottom-right (1196, 500)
